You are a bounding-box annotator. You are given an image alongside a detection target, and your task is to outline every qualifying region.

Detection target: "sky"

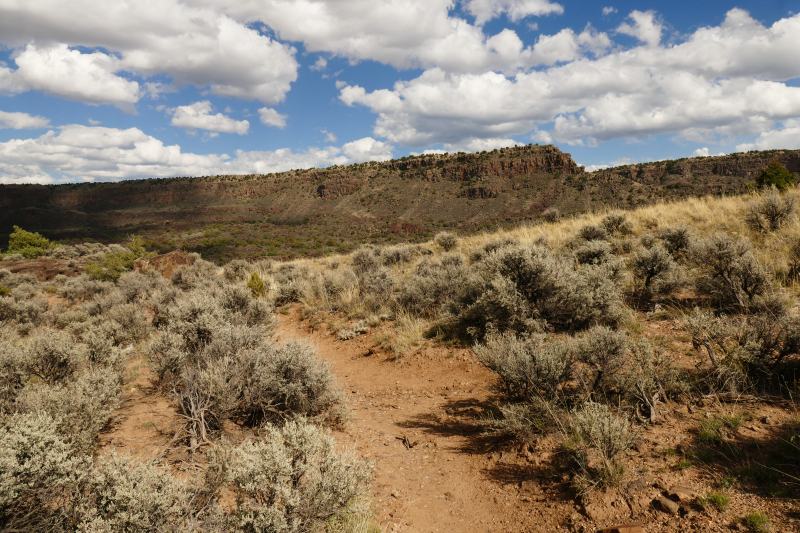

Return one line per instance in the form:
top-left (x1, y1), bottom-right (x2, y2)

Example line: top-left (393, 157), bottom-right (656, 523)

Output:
top-left (0, 0), bottom-right (799, 184)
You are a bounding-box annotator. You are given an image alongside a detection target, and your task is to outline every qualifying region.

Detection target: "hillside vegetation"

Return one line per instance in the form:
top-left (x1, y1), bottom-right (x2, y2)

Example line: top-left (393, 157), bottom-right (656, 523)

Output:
top-left (1, 146), bottom-right (798, 262)
top-left (2, 166), bottom-right (800, 531)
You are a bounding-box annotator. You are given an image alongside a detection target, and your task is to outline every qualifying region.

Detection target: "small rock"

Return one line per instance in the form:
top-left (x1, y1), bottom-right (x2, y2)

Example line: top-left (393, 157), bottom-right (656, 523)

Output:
top-left (391, 491), bottom-right (400, 498)
top-left (655, 496), bottom-right (680, 515)
top-left (625, 478), bottom-right (650, 494)
top-left (668, 485), bottom-right (696, 503)
top-left (761, 415), bottom-right (771, 425)
top-left (600, 524), bottom-right (644, 533)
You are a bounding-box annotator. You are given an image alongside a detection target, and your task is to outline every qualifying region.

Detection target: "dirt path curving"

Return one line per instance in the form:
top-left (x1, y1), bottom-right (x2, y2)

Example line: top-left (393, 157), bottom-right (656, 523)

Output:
top-left (277, 310), bottom-right (574, 533)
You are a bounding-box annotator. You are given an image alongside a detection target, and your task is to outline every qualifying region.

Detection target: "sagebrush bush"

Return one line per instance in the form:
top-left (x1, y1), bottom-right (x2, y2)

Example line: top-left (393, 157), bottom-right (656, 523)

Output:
top-left (0, 412), bottom-right (91, 531)
top-left (15, 367), bottom-right (121, 453)
top-left (481, 401), bottom-right (557, 444)
top-left (574, 240), bottom-right (613, 266)
top-left (745, 186), bottom-right (797, 232)
top-left (394, 253), bottom-right (469, 317)
top-left (457, 244), bottom-right (622, 336)
top-left (106, 302), bottom-right (151, 345)
top-left (542, 207), bottom-right (560, 223)
top-left (74, 453), bottom-right (187, 533)
top-left (0, 339), bottom-right (24, 411)
top-left (601, 213), bottom-right (633, 235)
top-left (224, 259), bottom-right (253, 282)
top-left (22, 328), bottom-right (82, 383)
top-left (467, 237), bottom-right (519, 263)
top-left (170, 258), bottom-right (222, 290)
top-left (434, 231), bottom-right (459, 251)
top-left (381, 244), bottom-right (418, 266)
top-left (474, 331), bottom-right (571, 401)
top-left (573, 326), bottom-right (629, 401)
top-left (218, 419), bottom-right (372, 533)
top-left (116, 270), bottom-right (167, 303)
top-left (578, 224), bottom-right (608, 241)
top-left (569, 402), bottom-right (636, 486)
top-left (239, 341), bottom-right (347, 427)
top-left (630, 244), bottom-right (684, 298)
top-left (692, 234), bottom-right (773, 312)
top-left (658, 225), bottom-right (692, 258)
top-left (58, 275), bottom-right (114, 304)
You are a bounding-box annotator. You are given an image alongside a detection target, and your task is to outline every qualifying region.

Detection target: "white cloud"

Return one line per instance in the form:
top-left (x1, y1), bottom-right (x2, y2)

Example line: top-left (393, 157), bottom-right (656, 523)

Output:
top-left (341, 137), bottom-right (394, 162)
top-left (465, 0), bottom-right (564, 26)
top-left (171, 101), bottom-right (249, 134)
top-left (444, 137), bottom-right (522, 152)
top-left (88, 119), bottom-right (101, 125)
top-left (616, 10), bottom-right (663, 47)
top-left (258, 107), bottom-right (287, 128)
top-left (583, 157), bottom-right (636, 172)
top-left (320, 129), bottom-right (337, 143)
top-left (12, 44), bottom-right (141, 105)
top-left (602, 7), bottom-right (617, 16)
top-left (0, 125), bottom-right (394, 184)
top-left (204, 0), bottom-right (581, 73)
top-left (691, 147), bottom-right (727, 157)
top-left (310, 57), bottom-right (328, 71)
top-left (0, 1), bottom-right (298, 105)
top-left (0, 110), bottom-right (50, 129)
top-left (339, 10), bottom-right (800, 148)
top-left (736, 120), bottom-right (800, 151)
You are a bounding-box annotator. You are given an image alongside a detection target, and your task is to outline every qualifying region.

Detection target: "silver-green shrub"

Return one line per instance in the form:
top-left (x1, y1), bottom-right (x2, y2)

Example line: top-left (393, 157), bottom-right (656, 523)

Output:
top-left (434, 231), bottom-right (459, 252)
top-left (569, 402), bottom-right (636, 486)
top-left (22, 328), bottom-right (82, 383)
top-left (220, 420), bottom-right (371, 533)
top-left (394, 253), bottom-right (469, 317)
top-left (474, 331), bottom-right (571, 402)
top-left (15, 367), bottom-right (121, 454)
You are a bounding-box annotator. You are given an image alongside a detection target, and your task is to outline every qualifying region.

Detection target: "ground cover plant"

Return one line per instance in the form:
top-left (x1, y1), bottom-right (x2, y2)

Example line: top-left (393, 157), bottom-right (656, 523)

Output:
top-left (2, 177), bottom-right (800, 531)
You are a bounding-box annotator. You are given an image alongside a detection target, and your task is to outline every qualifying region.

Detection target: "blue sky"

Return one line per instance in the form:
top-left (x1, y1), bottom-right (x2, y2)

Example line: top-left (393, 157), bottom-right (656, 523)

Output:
top-left (0, 0), bottom-right (798, 183)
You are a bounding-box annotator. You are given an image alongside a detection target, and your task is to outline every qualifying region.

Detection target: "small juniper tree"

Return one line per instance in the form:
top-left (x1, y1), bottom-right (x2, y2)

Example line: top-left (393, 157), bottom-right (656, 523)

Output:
top-left (757, 158), bottom-right (796, 191)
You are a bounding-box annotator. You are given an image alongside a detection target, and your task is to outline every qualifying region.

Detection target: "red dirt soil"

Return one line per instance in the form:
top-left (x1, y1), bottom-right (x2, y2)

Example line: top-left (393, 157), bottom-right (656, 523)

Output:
top-left (98, 309), bottom-right (800, 533)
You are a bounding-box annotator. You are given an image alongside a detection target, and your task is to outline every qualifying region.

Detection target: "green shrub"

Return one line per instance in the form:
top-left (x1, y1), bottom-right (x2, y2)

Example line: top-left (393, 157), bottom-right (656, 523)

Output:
top-left (697, 492), bottom-right (730, 512)
top-left (0, 284), bottom-right (9, 297)
top-left (248, 271), bottom-right (267, 298)
top-left (757, 158), bottom-right (796, 190)
top-left (84, 237), bottom-right (152, 282)
top-left (742, 511), bottom-right (771, 533)
top-left (220, 420), bottom-right (372, 533)
top-left (6, 226), bottom-right (51, 259)
top-left (434, 231), bottom-right (459, 251)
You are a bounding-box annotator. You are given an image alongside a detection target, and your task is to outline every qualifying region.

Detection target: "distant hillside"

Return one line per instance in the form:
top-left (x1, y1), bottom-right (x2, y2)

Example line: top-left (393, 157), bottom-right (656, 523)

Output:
top-left (2, 145), bottom-right (798, 261)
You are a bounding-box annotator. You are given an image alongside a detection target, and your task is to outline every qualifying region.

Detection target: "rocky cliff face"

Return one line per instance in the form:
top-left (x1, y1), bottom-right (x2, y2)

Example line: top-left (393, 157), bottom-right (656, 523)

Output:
top-left (1, 146), bottom-right (797, 259)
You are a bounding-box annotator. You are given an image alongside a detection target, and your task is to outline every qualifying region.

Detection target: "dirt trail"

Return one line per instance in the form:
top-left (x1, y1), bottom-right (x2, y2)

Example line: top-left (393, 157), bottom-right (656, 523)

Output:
top-left (277, 310), bottom-right (573, 533)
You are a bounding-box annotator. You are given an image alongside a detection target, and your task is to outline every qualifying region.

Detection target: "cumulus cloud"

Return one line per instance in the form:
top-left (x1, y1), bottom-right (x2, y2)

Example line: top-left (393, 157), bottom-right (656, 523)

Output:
top-left (205, 0), bottom-right (581, 73)
top-left (602, 7), bottom-right (617, 16)
top-left (736, 120), bottom-right (800, 151)
top-left (583, 157), bottom-right (636, 172)
top-left (0, 110), bottom-right (50, 129)
top-left (0, 0), bottom-right (298, 105)
top-left (616, 10), bottom-right (663, 47)
top-left (465, 0), bottom-right (564, 26)
top-left (258, 107), bottom-right (287, 128)
top-left (12, 44), bottom-right (141, 105)
top-left (171, 101), bottom-right (249, 134)
top-left (0, 125), bottom-right (394, 184)
top-left (320, 129), bottom-right (337, 143)
top-left (692, 147), bottom-right (727, 157)
top-left (339, 9), bottom-right (800, 148)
